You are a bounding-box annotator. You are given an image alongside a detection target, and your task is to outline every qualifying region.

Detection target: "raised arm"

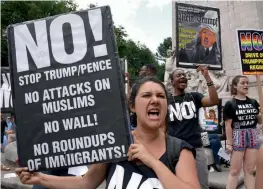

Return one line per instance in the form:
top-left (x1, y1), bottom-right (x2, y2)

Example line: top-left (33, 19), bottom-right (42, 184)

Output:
top-left (16, 163), bottom-right (108, 189)
top-left (197, 66), bottom-right (219, 107)
top-left (203, 107), bottom-right (209, 119)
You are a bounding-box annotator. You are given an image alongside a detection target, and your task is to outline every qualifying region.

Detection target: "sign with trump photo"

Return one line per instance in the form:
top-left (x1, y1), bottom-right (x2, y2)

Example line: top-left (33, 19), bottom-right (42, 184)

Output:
top-left (198, 101), bottom-right (222, 134)
top-left (175, 3), bottom-right (222, 70)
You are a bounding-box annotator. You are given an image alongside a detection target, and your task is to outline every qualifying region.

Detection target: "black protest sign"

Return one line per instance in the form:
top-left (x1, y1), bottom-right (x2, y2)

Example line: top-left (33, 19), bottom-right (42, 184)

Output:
top-left (7, 6), bottom-right (132, 171)
top-left (175, 3), bottom-right (222, 70)
top-left (237, 29), bottom-right (263, 75)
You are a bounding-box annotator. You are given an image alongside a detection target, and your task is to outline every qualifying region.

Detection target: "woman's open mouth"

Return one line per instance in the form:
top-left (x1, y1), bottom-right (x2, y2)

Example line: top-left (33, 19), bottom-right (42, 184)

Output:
top-left (148, 109), bottom-right (160, 119)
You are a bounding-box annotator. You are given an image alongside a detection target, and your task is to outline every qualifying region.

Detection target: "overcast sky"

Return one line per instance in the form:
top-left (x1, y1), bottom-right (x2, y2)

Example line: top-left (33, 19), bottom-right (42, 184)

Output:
top-left (75, 0), bottom-right (173, 53)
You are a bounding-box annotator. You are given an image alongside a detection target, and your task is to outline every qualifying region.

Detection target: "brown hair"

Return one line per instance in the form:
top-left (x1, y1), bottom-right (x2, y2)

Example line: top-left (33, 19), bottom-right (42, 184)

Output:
top-left (231, 75), bottom-right (248, 95)
top-left (130, 76), bottom-right (168, 108)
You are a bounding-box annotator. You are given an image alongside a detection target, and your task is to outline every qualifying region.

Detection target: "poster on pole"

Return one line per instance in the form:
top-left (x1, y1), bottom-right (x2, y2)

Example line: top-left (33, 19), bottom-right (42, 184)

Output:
top-left (7, 6), bottom-right (132, 171)
top-left (198, 99), bottom-right (222, 134)
top-left (1, 67), bottom-right (13, 113)
top-left (175, 3), bottom-right (222, 70)
top-left (236, 29), bottom-right (263, 75)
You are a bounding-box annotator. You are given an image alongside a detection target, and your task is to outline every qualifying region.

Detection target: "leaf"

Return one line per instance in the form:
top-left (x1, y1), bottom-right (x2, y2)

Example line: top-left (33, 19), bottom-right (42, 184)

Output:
top-left (157, 37), bottom-right (172, 58)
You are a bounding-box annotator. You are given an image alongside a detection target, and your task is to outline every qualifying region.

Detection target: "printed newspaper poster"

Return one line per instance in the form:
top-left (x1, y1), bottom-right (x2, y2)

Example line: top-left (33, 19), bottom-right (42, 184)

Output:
top-left (175, 3), bottom-right (222, 70)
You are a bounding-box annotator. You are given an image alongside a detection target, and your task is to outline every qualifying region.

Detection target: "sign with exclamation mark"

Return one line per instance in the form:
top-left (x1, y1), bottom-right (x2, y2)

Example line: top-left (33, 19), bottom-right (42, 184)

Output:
top-left (88, 8), bottom-right (108, 58)
top-left (8, 6), bottom-right (132, 171)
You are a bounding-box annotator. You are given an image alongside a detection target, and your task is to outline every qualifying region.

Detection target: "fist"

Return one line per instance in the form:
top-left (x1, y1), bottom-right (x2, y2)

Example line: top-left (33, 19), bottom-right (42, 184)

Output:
top-left (16, 167), bottom-right (41, 185)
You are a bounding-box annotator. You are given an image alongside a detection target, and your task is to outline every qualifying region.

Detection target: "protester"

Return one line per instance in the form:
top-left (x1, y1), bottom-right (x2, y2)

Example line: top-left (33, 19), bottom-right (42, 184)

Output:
top-left (224, 75), bottom-right (262, 189)
top-left (130, 64), bottom-right (158, 130)
top-left (124, 72), bottom-right (131, 101)
top-left (16, 76), bottom-right (200, 189)
top-left (202, 107), bottom-right (222, 171)
top-left (5, 113), bottom-right (16, 144)
top-left (1, 114), bottom-right (7, 152)
top-left (1, 113), bottom-right (11, 171)
top-left (167, 66), bottom-right (219, 189)
top-left (208, 134), bottom-right (222, 172)
top-left (6, 117), bottom-right (12, 129)
top-left (139, 64), bottom-right (157, 78)
top-left (255, 145), bottom-right (263, 189)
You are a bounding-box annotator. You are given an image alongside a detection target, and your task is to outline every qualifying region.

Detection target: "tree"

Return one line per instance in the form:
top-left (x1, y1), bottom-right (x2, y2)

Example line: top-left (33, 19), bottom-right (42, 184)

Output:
top-left (157, 37), bottom-right (172, 58)
top-left (1, 0), bottom-right (78, 67)
top-left (114, 26), bottom-right (128, 58)
top-left (1, 1), bottom-right (163, 81)
top-left (112, 26), bottom-right (165, 82)
top-left (156, 63), bottom-right (165, 82)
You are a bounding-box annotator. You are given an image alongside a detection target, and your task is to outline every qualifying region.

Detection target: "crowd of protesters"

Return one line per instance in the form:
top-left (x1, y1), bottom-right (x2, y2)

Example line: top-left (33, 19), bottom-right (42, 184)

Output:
top-left (0, 62), bottom-right (262, 189)
top-left (1, 112), bottom-right (16, 171)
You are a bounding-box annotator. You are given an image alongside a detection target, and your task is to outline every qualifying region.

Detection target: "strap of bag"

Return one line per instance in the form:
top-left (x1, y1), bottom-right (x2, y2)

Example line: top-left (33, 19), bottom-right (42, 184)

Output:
top-left (165, 134), bottom-right (182, 174)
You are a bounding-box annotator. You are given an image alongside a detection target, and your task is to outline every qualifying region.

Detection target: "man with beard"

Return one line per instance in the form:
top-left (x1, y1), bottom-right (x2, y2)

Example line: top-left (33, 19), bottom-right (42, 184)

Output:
top-left (166, 66), bottom-right (219, 189)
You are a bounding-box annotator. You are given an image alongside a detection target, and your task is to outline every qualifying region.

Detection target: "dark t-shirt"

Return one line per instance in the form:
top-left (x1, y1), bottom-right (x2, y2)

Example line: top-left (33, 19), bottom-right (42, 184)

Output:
top-left (1, 120), bottom-right (7, 134)
top-left (223, 98), bottom-right (259, 129)
top-left (167, 92), bottom-right (204, 148)
top-left (105, 141), bottom-right (194, 189)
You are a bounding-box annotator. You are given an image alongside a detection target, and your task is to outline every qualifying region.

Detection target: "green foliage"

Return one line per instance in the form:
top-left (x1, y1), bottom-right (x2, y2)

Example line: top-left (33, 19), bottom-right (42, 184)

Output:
top-left (1, 1), bottom-right (164, 82)
top-left (113, 26), bottom-right (164, 82)
top-left (157, 37), bottom-right (172, 58)
top-left (156, 63), bottom-right (165, 82)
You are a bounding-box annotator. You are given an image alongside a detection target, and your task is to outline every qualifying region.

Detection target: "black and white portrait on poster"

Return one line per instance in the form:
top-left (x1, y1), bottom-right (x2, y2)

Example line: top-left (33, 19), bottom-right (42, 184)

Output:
top-left (175, 3), bottom-right (223, 70)
top-left (7, 6), bottom-right (132, 171)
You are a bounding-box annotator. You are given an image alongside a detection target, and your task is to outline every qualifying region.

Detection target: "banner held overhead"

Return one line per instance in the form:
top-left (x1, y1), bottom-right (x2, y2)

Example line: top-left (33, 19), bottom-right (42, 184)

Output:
top-left (175, 3), bottom-right (222, 70)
